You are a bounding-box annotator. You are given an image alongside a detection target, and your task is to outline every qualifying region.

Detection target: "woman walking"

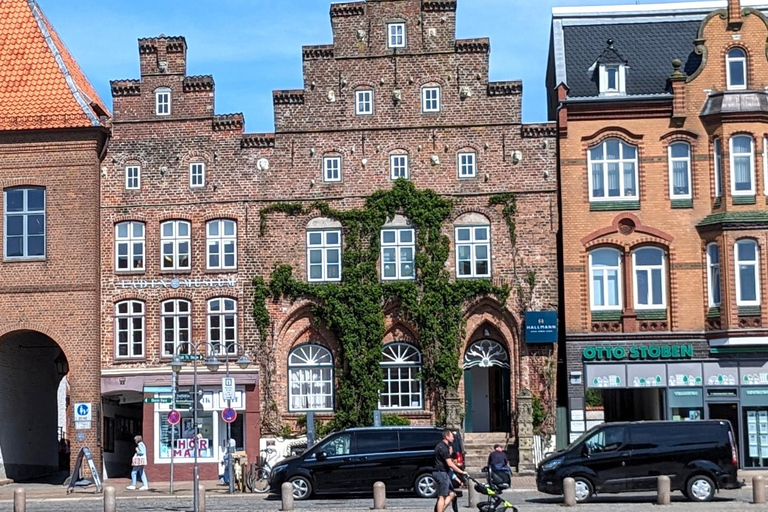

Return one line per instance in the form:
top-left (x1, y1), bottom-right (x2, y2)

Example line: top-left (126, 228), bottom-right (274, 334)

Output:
top-left (127, 435), bottom-right (149, 490)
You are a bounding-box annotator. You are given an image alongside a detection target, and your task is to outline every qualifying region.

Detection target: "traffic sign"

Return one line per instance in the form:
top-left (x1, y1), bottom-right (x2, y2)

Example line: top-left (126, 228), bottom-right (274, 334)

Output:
top-left (175, 393), bottom-right (192, 401)
top-left (74, 403), bottom-right (92, 422)
top-left (167, 409), bottom-right (181, 425)
top-left (221, 407), bottom-right (237, 423)
top-left (144, 397), bottom-right (173, 404)
top-left (178, 354), bottom-right (204, 361)
top-left (75, 421), bottom-right (91, 430)
top-left (222, 377), bottom-right (236, 401)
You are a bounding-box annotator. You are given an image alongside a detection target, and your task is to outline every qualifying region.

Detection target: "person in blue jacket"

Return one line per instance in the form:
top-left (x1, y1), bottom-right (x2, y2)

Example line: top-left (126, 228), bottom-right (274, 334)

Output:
top-left (127, 435), bottom-right (149, 490)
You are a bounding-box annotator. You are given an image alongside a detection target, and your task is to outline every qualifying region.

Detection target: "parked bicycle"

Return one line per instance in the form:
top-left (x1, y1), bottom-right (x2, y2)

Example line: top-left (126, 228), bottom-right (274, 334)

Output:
top-left (247, 446), bottom-right (279, 493)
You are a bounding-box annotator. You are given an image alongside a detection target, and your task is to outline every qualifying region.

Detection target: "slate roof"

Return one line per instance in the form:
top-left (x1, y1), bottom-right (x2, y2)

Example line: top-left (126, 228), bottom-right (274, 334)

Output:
top-left (0, 0), bottom-right (109, 131)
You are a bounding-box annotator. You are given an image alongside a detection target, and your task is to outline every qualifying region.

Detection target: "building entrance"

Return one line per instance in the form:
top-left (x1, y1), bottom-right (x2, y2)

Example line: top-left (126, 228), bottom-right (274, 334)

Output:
top-left (463, 339), bottom-right (511, 433)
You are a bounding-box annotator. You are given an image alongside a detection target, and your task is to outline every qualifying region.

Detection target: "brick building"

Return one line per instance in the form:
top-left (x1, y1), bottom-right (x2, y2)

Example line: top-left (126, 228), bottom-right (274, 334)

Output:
top-left (549, 0), bottom-right (768, 468)
top-left (103, 0), bottom-right (559, 477)
top-left (0, 0), bottom-right (108, 481)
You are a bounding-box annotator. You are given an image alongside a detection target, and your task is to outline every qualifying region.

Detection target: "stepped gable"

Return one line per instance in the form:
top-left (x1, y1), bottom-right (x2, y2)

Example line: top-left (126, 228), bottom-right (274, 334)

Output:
top-left (0, 0), bottom-right (109, 130)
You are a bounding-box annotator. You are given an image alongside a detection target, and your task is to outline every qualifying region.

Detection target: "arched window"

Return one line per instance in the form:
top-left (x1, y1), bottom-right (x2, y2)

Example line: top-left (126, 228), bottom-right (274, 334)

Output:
top-left (207, 219), bottom-right (237, 270)
top-left (379, 343), bottom-right (422, 409)
top-left (207, 298), bottom-right (237, 355)
top-left (706, 243), bottom-right (721, 308)
top-left (588, 138), bottom-right (638, 201)
top-left (115, 221), bottom-right (145, 271)
top-left (735, 239), bottom-right (760, 306)
top-left (162, 299), bottom-right (191, 357)
top-left (115, 300), bottom-right (144, 358)
top-left (289, 344), bottom-right (334, 411)
top-left (730, 135), bottom-right (755, 196)
top-left (589, 248), bottom-right (621, 310)
top-left (632, 247), bottom-right (666, 309)
top-left (726, 48), bottom-right (747, 90)
top-left (455, 213), bottom-right (491, 279)
top-left (668, 142), bottom-right (691, 199)
top-left (161, 220), bottom-right (191, 270)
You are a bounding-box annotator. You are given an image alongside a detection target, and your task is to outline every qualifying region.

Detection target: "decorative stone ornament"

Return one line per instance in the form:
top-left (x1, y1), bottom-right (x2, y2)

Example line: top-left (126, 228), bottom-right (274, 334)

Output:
top-left (327, 90), bottom-right (336, 103)
top-left (310, 148), bottom-right (316, 156)
top-left (459, 85), bottom-right (472, 100)
top-left (392, 89), bottom-right (402, 104)
top-left (430, 155), bottom-right (440, 166)
top-left (256, 158), bottom-right (270, 171)
top-left (512, 150), bottom-right (523, 165)
top-left (361, 158), bottom-right (368, 166)
top-left (356, 29), bottom-right (366, 42)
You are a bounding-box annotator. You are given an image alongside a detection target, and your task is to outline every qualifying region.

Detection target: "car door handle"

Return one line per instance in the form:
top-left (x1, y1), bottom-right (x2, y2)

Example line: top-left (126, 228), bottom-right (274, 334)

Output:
top-left (622, 461), bottom-right (626, 466)
top-left (358, 456), bottom-right (368, 461)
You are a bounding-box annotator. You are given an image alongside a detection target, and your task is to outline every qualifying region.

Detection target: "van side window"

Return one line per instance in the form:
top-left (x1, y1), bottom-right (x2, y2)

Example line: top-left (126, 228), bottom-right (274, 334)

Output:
top-left (400, 431), bottom-right (443, 451)
top-left (319, 433), bottom-right (353, 457)
top-left (585, 426), bottom-right (624, 454)
top-left (356, 431), bottom-right (399, 454)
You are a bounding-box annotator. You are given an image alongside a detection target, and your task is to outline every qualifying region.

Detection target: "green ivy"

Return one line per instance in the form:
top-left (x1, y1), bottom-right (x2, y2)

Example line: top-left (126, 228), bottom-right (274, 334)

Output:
top-left (382, 414), bottom-right (411, 426)
top-left (253, 180), bottom-right (510, 431)
top-left (488, 192), bottom-right (517, 247)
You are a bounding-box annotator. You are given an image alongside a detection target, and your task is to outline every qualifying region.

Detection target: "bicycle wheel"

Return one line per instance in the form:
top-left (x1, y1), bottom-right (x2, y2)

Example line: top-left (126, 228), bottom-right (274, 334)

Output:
top-left (251, 466), bottom-right (271, 493)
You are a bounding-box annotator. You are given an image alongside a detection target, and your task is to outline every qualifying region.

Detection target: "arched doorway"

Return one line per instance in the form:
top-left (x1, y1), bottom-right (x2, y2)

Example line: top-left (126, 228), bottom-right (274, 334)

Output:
top-left (463, 339), bottom-right (510, 433)
top-left (0, 330), bottom-right (69, 481)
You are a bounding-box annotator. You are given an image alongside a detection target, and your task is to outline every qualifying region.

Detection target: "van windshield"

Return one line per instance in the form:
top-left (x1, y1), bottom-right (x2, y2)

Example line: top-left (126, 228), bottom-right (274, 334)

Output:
top-left (564, 424), bottom-right (602, 451)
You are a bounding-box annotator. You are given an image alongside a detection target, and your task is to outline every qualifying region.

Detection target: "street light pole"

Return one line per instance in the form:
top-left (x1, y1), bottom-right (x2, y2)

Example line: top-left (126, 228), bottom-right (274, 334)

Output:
top-left (226, 354), bottom-right (233, 494)
top-left (193, 349), bottom-right (199, 512)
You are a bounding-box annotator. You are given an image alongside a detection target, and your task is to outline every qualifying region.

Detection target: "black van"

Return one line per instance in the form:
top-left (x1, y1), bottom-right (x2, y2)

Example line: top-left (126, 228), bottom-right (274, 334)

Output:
top-left (269, 426), bottom-right (461, 499)
top-left (537, 420), bottom-right (742, 503)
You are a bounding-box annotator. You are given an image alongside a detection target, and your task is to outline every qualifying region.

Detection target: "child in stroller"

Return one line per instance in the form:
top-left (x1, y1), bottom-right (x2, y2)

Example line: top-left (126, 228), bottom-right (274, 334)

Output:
top-left (467, 466), bottom-right (517, 512)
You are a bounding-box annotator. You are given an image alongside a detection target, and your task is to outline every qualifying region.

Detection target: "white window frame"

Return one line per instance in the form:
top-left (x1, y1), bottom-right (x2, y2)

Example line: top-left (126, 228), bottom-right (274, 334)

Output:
top-left (161, 299), bottom-right (191, 357)
top-left (587, 138), bottom-right (639, 201)
top-left (421, 86), bottom-right (441, 113)
top-left (207, 297), bottom-right (238, 356)
top-left (381, 228), bottom-right (415, 281)
top-left (115, 300), bottom-right (145, 359)
top-left (161, 220), bottom-right (191, 271)
top-left (457, 152), bottom-right (477, 179)
top-left (323, 156), bottom-right (342, 183)
top-left (355, 89), bottom-right (373, 116)
top-left (455, 225), bottom-right (491, 279)
top-left (387, 22), bottom-right (406, 49)
top-left (307, 229), bottom-right (342, 283)
top-left (190, 162), bottom-right (205, 188)
top-left (155, 87), bottom-right (171, 116)
top-left (632, 247), bottom-right (667, 310)
top-left (714, 138), bottom-right (723, 198)
top-left (206, 219), bottom-right (237, 270)
top-left (730, 135), bottom-right (755, 196)
top-left (735, 239), bottom-right (761, 307)
top-left (589, 248), bottom-right (622, 311)
top-left (706, 243), bottom-right (721, 308)
top-left (668, 141), bottom-right (692, 200)
top-left (379, 343), bottom-right (422, 410)
top-left (125, 165), bottom-right (141, 190)
top-left (599, 64), bottom-right (626, 96)
top-left (288, 344), bottom-right (334, 412)
top-left (4, 187), bottom-right (46, 260)
top-left (726, 48), bottom-right (747, 91)
top-left (389, 154), bottom-right (409, 180)
top-left (115, 221), bottom-right (145, 272)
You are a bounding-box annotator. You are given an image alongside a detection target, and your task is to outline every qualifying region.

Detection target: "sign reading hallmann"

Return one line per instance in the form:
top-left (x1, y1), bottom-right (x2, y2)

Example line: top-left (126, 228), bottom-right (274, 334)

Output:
top-left (582, 344), bottom-right (694, 361)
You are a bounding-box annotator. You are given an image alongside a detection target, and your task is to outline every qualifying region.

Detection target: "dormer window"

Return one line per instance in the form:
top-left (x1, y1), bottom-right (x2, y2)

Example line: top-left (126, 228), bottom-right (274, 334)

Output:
top-left (599, 64), bottom-right (626, 96)
top-left (155, 88), bottom-right (171, 116)
top-left (387, 23), bottom-right (406, 49)
top-left (726, 48), bottom-right (747, 90)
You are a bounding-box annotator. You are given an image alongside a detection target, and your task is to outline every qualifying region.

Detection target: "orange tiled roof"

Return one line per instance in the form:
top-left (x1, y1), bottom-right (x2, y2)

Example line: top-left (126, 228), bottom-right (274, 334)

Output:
top-left (0, 0), bottom-right (109, 131)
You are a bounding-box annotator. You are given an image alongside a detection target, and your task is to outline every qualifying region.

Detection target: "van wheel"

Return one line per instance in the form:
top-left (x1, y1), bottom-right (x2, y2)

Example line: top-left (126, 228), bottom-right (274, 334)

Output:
top-left (573, 477), bottom-right (594, 503)
top-left (415, 473), bottom-right (437, 498)
top-left (289, 476), bottom-right (313, 500)
top-left (687, 475), bottom-right (715, 502)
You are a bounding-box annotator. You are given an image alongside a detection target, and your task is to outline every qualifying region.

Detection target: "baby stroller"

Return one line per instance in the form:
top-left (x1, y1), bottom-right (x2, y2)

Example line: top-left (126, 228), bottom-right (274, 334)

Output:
top-left (467, 466), bottom-right (518, 512)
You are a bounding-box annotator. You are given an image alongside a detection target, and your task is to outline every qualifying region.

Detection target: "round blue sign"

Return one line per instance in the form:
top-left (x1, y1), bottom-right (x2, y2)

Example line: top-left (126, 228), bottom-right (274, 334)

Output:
top-left (221, 407), bottom-right (237, 423)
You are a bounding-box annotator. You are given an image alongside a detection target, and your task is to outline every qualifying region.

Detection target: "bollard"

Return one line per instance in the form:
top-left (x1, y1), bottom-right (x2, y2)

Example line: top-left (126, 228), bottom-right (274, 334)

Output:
top-left (281, 482), bottom-right (294, 511)
top-left (657, 475), bottom-right (670, 505)
top-left (198, 484), bottom-right (206, 512)
top-left (468, 478), bottom-right (481, 508)
top-left (373, 481), bottom-right (386, 509)
top-left (563, 477), bottom-right (576, 507)
top-left (104, 486), bottom-right (116, 512)
top-left (754, 475), bottom-right (766, 504)
top-left (13, 488), bottom-right (25, 512)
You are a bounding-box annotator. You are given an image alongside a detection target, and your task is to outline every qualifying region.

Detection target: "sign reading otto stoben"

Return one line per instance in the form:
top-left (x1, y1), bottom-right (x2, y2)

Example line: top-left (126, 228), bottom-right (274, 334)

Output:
top-left (583, 344), bottom-right (694, 361)
top-left (117, 277), bottom-right (237, 289)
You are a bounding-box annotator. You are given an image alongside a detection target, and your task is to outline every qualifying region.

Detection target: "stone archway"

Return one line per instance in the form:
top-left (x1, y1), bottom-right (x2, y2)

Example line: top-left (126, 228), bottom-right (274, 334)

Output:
top-left (463, 338), bottom-right (511, 433)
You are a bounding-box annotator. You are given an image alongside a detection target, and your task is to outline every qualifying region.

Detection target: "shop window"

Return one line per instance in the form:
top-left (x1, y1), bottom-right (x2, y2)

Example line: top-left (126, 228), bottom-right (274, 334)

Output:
top-left (379, 343), bottom-right (422, 409)
top-left (4, 187), bottom-right (46, 259)
top-left (735, 239), bottom-right (760, 306)
top-left (162, 299), bottom-right (191, 357)
top-left (115, 300), bottom-right (144, 359)
top-left (161, 220), bottom-right (191, 270)
top-left (589, 248), bottom-right (622, 310)
top-left (632, 247), bottom-right (666, 309)
top-left (206, 219), bottom-right (237, 270)
top-left (668, 142), bottom-right (691, 199)
top-left (726, 48), bottom-right (747, 90)
top-left (208, 298), bottom-right (237, 355)
top-left (115, 221), bottom-right (145, 271)
top-left (588, 138), bottom-right (638, 201)
top-left (730, 135), bottom-right (755, 196)
top-left (289, 344), bottom-right (334, 411)
top-left (707, 243), bottom-right (721, 307)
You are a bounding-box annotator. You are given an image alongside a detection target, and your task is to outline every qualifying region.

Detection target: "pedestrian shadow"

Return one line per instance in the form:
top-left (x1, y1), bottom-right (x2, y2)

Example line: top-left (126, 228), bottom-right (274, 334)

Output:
top-left (525, 494), bottom-right (735, 504)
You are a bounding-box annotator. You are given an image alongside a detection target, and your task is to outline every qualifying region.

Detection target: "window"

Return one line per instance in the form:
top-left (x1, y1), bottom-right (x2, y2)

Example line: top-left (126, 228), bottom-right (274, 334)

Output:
top-left (379, 343), bottom-right (422, 409)
top-left (589, 248), bottom-right (621, 310)
top-left (4, 187), bottom-right (45, 259)
top-left (207, 219), bottom-right (237, 270)
top-left (714, 138), bottom-right (723, 198)
top-left (307, 229), bottom-right (342, 282)
top-left (155, 88), bottom-right (171, 115)
top-left (126, 166), bottom-right (141, 190)
top-left (588, 139), bottom-right (638, 201)
top-left (161, 220), bottom-right (191, 270)
top-left (726, 48), bottom-right (747, 90)
top-left (315, 433), bottom-right (351, 456)
top-left (707, 243), bottom-right (721, 308)
top-left (455, 225), bottom-right (491, 278)
top-left (599, 65), bottom-right (625, 95)
top-left (633, 247), bottom-right (666, 309)
top-left (668, 142), bottom-right (691, 199)
top-left (381, 228), bottom-right (415, 280)
top-left (735, 239), bottom-right (760, 306)
top-left (115, 300), bottom-right (144, 358)
top-left (357, 431), bottom-right (399, 453)
top-left (115, 221), bottom-right (145, 271)
top-left (355, 90), bottom-right (373, 115)
top-left (190, 162), bottom-right (205, 188)
top-left (584, 426), bottom-right (625, 454)
top-left (422, 86), bottom-right (441, 113)
top-left (387, 22), bottom-right (406, 49)
top-left (323, 156), bottom-right (342, 183)
top-left (162, 299), bottom-right (191, 357)
top-left (458, 152), bottom-right (477, 179)
top-left (208, 298), bottom-right (237, 355)
top-left (289, 344), bottom-right (334, 411)
top-left (390, 154), bottom-right (409, 180)
top-left (730, 135), bottom-right (754, 195)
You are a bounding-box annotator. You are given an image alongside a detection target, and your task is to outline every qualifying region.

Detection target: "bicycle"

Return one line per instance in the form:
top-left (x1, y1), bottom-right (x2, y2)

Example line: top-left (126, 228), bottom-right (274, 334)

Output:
top-left (247, 446), bottom-right (279, 493)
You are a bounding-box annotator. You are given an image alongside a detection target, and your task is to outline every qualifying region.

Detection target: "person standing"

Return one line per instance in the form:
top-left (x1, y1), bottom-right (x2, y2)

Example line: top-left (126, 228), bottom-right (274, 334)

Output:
top-left (127, 435), bottom-right (149, 490)
top-left (433, 430), bottom-right (467, 512)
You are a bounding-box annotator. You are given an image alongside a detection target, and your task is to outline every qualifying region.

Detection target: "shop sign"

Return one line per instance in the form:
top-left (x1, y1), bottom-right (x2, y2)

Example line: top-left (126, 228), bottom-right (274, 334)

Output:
top-left (582, 344), bottom-right (694, 361)
top-left (524, 311), bottom-right (558, 344)
top-left (117, 277), bottom-right (237, 290)
top-left (173, 437), bottom-right (212, 458)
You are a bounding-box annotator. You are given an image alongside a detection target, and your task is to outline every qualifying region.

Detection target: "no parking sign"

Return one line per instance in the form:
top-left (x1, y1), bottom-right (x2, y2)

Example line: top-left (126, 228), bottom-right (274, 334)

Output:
top-left (221, 407), bottom-right (237, 423)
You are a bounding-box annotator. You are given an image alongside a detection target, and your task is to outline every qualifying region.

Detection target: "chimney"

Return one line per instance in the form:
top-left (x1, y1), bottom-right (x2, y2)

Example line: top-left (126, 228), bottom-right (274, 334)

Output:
top-left (669, 59), bottom-right (687, 128)
top-left (728, 0), bottom-right (742, 30)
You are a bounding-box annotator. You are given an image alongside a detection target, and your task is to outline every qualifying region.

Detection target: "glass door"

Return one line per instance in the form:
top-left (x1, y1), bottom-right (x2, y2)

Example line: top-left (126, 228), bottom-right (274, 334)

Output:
top-left (744, 408), bottom-right (768, 468)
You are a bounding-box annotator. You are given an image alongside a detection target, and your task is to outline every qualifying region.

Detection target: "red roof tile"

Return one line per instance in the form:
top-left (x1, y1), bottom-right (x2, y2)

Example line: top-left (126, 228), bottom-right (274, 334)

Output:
top-left (0, 0), bottom-right (109, 131)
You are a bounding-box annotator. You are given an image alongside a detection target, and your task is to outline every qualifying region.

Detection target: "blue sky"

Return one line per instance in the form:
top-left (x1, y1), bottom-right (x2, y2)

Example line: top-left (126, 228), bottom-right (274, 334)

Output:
top-left (39, 0), bottom-right (671, 131)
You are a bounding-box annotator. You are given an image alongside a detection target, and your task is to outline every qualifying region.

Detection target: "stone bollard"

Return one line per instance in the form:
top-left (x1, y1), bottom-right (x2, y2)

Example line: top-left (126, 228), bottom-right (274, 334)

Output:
top-left (468, 478), bottom-right (481, 508)
top-left (563, 477), bottom-right (576, 507)
top-left (281, 482), bottom-right (294, 511)
top-left (13, 488), bottom-right (25, 512)
top-left (198, 484), bottom-right (206, 512)
top-left (104, 486), bottom-right (116, 512)
top-left (657, 475), bottom-right (670, 505)
top-left (373, 481), bottom-right (386, 509)
top-left (754, 475), bottom-right (766, 504)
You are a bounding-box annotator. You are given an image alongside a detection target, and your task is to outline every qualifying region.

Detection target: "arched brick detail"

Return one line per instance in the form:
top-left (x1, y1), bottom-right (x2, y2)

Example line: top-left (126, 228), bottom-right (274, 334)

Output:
top-left (581, 126), bottom-right (644, 145)
top-left (202, 213), bottom-right (240, 223)
top-left (112, 215), bottom-right (148, 225)
top-left (0, 324), bottom-right (59, 346)
top-left (157, 291), bottom-right (194, 302)
top-left (418, 77), bottom-right (447, 88)
top-left (111, 293), bottom-right (146, 304)
top-left (0, 177), bottom-right (47, 189)
top-left (452, 207), bottom-right (494, 222)
top-left (382, 321), bottom-right (417, 344)
top-left (157, 214), bottom-right (193, 224)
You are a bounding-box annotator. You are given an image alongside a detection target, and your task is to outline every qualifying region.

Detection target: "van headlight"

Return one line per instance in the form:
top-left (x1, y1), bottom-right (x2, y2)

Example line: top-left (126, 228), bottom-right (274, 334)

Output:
top-left (541, 457), bottom-right (563, 471)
